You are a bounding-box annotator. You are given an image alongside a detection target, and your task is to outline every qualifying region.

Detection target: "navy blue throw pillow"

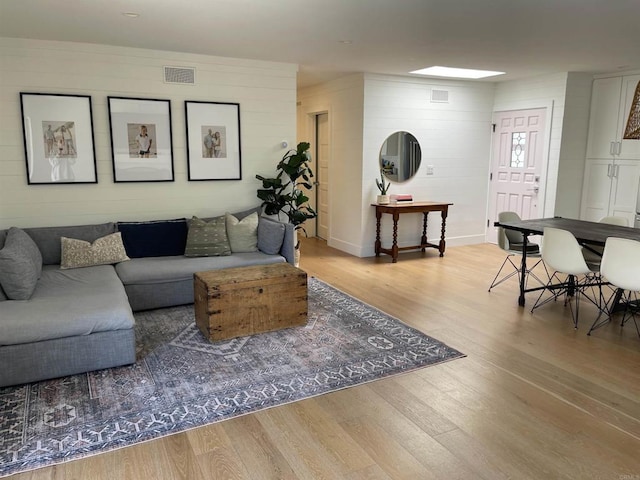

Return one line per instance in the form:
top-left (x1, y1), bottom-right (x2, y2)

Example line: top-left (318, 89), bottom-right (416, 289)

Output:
top-left (117, 219), bottom-right (188, 258)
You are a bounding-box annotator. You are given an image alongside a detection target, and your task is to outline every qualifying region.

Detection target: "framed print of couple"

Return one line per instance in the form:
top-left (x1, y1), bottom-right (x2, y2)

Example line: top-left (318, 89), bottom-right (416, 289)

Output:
top-left (185, 101), bottom-right (242, 181)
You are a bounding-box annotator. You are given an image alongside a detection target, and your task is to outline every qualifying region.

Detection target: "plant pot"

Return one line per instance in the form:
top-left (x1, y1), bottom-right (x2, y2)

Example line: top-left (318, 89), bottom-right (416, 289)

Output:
top-left (293, 230), bottom-right (300, 267)
top-left (377, 194), bottom-right (390, 205)
top-left (294, 247), bottom-right (301, 268)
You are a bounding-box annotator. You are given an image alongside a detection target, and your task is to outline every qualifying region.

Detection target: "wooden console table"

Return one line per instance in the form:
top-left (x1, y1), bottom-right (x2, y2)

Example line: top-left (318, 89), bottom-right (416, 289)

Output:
top-left (372, 201), bottom-right (453, 263)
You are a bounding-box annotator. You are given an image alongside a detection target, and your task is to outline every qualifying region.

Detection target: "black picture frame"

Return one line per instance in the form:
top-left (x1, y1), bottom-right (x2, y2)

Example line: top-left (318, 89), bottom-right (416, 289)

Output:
top-left (185, 101), bottom-right (242, 181)
top-left (108, 97), bottom-right (174, 182)
top-left (19, 93), bottom-right (97, 184)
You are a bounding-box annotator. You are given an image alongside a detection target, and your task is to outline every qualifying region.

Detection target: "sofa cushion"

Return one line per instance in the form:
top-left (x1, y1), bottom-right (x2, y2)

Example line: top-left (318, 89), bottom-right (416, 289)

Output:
top-left (257, 217), bottom-right (287, 255)
top-left (61, 232), bottom-right (130, 269)
top-left (115, 253), bottom-right (285, 285)
top-left (226, 211), bottom-right (258, 253)
top-left (0, 227), bottom-right (43, 300)
top-left (185, 216), bottom-right (231, 257)
top-left (0, 265), bottom-right (134, 346)
top-left (24, 223), bottom-right (116, 265)
top-left (117, 218), bottom-right (188, 258)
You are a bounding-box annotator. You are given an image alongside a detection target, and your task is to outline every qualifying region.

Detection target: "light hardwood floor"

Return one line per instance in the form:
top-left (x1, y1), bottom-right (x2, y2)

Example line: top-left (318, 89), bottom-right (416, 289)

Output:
top-left (15, 239), bottom-right (640, 479)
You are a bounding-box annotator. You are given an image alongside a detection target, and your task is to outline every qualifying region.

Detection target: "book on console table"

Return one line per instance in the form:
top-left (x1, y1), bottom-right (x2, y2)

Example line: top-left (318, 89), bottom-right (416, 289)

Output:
top-left (391, 194), bottom-right (413, 203)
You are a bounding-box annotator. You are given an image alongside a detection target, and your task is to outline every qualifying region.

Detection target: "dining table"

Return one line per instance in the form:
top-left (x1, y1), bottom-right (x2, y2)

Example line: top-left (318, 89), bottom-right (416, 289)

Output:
top-left (493, 216), bottom-right (640, 306)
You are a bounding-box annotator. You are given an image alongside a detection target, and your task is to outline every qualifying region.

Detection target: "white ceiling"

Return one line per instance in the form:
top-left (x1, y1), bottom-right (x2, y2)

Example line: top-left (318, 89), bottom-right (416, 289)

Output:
top-left (2, 0), bottom-right (640, 87)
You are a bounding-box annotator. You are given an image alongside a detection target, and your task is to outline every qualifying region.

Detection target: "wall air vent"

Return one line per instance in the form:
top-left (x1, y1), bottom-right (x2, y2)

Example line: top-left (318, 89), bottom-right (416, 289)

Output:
top-left (163, 66), bottom-right (196, 85)
top-left (430, 89), bottom-right (449, 103)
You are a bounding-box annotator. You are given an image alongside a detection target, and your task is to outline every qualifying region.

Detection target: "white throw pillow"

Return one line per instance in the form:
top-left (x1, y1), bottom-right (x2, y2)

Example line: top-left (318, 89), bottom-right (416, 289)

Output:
top-left (225, 212), bottom-right (258, 253)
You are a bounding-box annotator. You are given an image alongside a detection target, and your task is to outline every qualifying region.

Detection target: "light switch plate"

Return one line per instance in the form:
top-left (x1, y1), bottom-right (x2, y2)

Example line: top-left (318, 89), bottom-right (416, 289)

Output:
top-left (426, 165), bottom-right (434, 175)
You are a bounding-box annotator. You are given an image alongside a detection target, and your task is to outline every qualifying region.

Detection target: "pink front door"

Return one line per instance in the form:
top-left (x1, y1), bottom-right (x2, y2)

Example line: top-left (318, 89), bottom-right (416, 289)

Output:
top-left (487, 108), bottom-right (546, 243)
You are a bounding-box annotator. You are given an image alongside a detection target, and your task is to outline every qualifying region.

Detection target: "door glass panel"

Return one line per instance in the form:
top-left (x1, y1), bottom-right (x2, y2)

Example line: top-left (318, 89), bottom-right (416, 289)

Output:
top-left (511, 132), bottom-right (526, 168)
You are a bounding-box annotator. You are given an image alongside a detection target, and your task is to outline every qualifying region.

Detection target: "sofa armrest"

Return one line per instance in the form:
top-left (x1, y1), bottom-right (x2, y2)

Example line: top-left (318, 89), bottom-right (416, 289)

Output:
top-left (280, 222), bottom-right (295, 265)
top-left (257, 217), bottom-right (295, 265)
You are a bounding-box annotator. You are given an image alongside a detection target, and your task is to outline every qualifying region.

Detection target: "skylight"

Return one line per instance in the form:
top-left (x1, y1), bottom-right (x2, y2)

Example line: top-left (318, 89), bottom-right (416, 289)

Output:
top-left (410, 66), bottom-right (505, 79)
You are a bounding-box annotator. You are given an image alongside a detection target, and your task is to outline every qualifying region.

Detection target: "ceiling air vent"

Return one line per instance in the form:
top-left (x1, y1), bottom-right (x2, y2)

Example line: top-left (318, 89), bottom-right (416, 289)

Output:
top-left (163, 66), bottom-right (196, 85)
top-left (430, 89), bottom-right (449, 103)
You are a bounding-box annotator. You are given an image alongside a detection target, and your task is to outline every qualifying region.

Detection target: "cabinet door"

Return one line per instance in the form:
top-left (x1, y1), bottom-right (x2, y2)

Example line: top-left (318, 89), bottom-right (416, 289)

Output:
top-left (618, 75), bottom-right (640, 159)
top-left (608, 159), bottom-right (640, 224)
top-left (586, 77), bottom-right (622, 159)
top-left (580, 158), bottom-right (614, 221)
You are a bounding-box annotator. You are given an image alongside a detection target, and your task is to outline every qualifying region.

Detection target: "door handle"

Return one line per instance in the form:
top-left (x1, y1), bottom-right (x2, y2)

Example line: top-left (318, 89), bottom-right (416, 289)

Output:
top-left (616, 141), bottom-right (622, 156)
top-left (610, 142), bottom-right (615, 156)
top-left (607, 164), bottom-right (612, 177)
top-left (527, 186), bottom-right (539, 194)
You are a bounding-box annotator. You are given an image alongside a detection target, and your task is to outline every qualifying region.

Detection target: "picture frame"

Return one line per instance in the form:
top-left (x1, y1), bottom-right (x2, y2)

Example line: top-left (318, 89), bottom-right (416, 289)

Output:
top-left (185, 101), bottom-right (242, 181)
top-left (19, 93), bottom-right (97, 184)
top-left (108, 97), bottom-right (174, 182)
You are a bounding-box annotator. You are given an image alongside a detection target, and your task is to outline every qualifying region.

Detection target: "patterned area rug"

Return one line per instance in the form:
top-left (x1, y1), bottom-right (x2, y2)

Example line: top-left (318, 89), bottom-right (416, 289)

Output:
top-left (0, 277), bottom-right (464, 477)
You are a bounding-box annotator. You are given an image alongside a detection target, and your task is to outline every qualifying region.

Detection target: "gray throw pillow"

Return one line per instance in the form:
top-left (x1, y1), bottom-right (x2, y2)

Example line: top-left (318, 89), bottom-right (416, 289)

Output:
top-left (185, 216), bottom-right (231, 257)
top-left (226, 212), bottom-right (259, 253)
top-left (0, 227), bottom-right (43, 300)
top-left (257, 217), bottom-right (286, 255)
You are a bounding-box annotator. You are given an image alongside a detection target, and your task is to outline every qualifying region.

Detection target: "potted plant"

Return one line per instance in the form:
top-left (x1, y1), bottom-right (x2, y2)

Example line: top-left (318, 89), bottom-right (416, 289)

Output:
top-left (256, 142), bottom-right (317, 264)
top-left (376, 169), bottom-right (391, 204)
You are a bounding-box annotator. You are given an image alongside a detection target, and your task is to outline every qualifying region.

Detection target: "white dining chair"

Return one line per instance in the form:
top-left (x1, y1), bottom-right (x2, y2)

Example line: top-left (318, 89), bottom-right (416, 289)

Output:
top-left (587, 237), bottom-right (640, 337)
top-left (582, 216), bottom-right (629, 271)
top-left (531, 227), bottom-right (599, 329)
top-left (488, 211), bottom-right (548, 292)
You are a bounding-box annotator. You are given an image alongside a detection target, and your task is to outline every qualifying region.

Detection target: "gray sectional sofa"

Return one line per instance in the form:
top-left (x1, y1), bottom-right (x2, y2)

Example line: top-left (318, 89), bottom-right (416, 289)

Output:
top-left (0, 209), bottom-right (294, 387)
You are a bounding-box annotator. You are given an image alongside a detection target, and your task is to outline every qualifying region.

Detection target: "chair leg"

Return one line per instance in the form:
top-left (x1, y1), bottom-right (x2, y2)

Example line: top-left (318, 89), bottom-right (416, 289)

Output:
top-left (488, 254), bottom-right (519, 292)
top-left (527, 259), bottom-right (550, 287)
top-left (587, 283), bottom-right (616, 336)
top-left (621, 291), bottom-right (640, 338)
top-left (531, 272), bottom-right (565, 313)
top-left (533, 273), bottom-right (596, 330)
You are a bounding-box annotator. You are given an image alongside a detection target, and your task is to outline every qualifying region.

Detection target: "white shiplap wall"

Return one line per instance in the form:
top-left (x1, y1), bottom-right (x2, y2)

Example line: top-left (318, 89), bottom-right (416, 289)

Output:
top-left (361, 74), bottom-right (496, 255)
top-left (0, 38), bottom-right (297, 229)
top-left (298, 73), bottom-right (496, 257)
top-left (554, 73), bottom-right (593, 218)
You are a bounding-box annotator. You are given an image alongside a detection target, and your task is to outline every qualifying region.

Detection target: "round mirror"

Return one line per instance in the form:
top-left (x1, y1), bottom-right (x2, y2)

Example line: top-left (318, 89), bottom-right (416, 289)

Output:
top-left (379, 131), bottom-right (422, 182)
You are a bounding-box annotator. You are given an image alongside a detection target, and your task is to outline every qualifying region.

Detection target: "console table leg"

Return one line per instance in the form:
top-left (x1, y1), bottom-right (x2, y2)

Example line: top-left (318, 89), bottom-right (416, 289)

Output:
top-left (392, 213), bottom-right (399, 263)
top-left (439, 210), bottom-right (448, 257)
top-left (421, 212), bottom-right (428, 252)
top-left (374, 210), bottom-right (382, 257)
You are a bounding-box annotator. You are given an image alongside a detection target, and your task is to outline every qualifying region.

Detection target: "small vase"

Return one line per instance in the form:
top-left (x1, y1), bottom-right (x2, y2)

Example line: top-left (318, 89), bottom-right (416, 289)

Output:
top-left (377, 194), bottom-right (390, 205)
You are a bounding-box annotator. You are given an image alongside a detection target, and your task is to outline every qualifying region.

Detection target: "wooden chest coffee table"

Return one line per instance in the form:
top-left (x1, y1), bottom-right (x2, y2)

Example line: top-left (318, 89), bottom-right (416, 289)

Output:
top-left (194, 263), bottom-right (308, 341)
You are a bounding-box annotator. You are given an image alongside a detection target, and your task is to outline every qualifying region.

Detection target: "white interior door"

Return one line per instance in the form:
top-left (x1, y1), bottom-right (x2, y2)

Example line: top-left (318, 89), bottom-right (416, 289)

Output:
top-left (315, 113), bottom-right (329, 240)
top-left (487, 108), bottom-right (546, 243)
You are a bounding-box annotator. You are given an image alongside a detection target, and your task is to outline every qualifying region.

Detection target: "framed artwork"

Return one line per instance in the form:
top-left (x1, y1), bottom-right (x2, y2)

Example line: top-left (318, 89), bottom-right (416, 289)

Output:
top-left (108, 97), bottom-right (174, 182)
top-left (185, 101), bottom-right (242, 180)
top-left (19, 93), bottom-right (97, 184)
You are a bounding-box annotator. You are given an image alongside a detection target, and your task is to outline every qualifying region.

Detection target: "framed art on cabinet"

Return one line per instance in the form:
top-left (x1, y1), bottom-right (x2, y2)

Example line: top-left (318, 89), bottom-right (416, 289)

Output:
top-left (185, 101), bottom-right (242, 180)
top-left (19, 93), bottom-right (97, 184)
top-left (108, 97), bottom-right (174, 182)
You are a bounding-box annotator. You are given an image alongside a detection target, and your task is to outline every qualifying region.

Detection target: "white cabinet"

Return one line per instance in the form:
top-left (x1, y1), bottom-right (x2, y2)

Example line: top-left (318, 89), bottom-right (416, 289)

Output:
top-left (586, 74), bottom-right (640, 160)
top-left (580, 158), bottom-right (640, 225)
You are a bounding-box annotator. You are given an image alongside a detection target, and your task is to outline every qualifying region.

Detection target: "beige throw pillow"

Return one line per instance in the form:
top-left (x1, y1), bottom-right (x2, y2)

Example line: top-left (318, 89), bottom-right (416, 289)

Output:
top-left (225, 212), bottom-right (258, 253)
top-left (61, 232), bottom-right (130, 269)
